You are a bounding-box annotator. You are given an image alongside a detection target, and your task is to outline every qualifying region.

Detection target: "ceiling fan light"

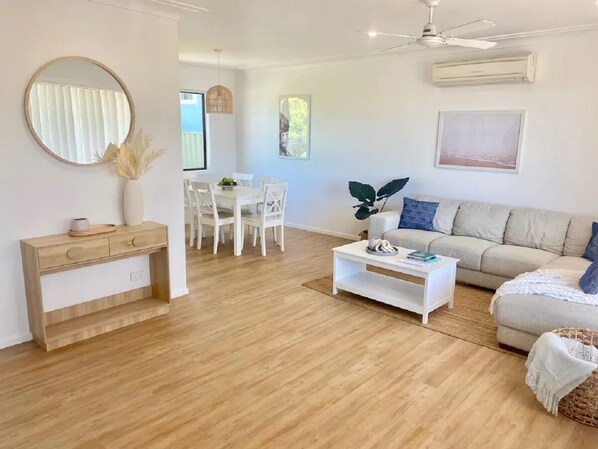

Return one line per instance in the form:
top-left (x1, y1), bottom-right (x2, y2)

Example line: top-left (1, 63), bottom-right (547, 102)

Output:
top-left (418, 36), bottom-right (446, 48)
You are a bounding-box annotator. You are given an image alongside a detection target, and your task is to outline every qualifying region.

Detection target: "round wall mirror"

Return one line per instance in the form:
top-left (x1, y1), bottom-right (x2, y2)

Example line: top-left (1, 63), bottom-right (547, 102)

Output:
top-left (24, 57), bottom-right (135, 166)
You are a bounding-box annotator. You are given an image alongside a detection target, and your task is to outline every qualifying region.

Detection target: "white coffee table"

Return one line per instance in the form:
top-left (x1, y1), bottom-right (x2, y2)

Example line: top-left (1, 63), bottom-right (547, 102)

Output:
top-left (332, 241), bottom-right (459, 324)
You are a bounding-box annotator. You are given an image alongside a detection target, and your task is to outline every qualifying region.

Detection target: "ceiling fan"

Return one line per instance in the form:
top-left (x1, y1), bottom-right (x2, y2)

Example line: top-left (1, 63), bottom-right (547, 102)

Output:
top-left (363, 0), bottom-right (497, 52)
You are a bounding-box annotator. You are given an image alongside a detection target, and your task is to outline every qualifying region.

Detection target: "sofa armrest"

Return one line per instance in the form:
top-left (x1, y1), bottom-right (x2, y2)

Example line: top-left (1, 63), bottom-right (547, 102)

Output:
top-left (368, 210), bottom-right (402, 239)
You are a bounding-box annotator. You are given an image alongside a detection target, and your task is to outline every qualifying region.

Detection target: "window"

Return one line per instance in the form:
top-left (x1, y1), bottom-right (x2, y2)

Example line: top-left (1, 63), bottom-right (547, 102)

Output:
top-left (180, 91), bottom-right (207, 170)
top-left (180, 92), bottom-right (196, 104)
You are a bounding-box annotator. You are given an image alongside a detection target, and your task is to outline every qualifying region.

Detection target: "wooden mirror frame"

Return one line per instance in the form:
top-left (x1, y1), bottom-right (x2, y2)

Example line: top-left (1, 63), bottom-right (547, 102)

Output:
top-left (24, 56), bottom-right (136, 167)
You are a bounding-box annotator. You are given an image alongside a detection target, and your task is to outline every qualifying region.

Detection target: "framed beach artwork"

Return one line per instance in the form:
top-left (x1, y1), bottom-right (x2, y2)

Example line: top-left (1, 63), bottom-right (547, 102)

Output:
top-left (279, 94), bottom-right (311, 160)
top-left (435, 110), bottom-right (526, 173)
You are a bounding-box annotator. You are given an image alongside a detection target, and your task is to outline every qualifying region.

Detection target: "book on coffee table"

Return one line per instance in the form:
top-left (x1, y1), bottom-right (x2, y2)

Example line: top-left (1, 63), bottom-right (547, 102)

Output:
top-left (399, 257), bottom-right (439, 267)
top-left (407, 250), bottom-right (437, 262)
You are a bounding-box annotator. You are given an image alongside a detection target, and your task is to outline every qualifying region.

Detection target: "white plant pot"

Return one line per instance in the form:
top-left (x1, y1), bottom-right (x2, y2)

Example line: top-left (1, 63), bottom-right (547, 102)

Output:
top-left (123, 179), bottom-right (144, 226)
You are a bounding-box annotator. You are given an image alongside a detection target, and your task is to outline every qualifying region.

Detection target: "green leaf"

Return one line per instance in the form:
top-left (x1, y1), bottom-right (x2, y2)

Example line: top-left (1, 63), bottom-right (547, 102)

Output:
top-left (355, 206), bottom-right (379, 220)
top-left (376, 177), bottom-right (410, 201)
top-left (349, 181), bottom-right (376, 206)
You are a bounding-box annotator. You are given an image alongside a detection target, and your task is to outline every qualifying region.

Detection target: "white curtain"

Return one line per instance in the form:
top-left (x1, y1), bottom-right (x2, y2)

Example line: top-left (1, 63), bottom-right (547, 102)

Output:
top-left (29, 82), bottom-right (131, 164)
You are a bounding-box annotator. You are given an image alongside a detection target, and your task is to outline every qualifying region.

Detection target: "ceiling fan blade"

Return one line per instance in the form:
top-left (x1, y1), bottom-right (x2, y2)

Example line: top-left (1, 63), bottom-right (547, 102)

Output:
top-left (358, 30), bottom-right (419, 39)
top-left (381, 41), bottom-right (420, 53)
top-left (445, 37), bottom-right (496, 49)
top-left (441, 20), bottom-right (495, 37)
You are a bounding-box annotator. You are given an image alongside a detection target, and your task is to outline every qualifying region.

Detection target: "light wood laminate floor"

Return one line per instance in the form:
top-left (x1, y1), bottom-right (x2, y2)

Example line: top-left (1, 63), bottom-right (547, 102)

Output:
top-left (1, 229), bottom-right (596, 448)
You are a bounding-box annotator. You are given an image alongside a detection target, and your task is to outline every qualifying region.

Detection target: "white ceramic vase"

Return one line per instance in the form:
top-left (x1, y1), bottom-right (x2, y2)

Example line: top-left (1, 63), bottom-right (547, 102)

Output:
top-left (123, 179), bottom-right (144, 226)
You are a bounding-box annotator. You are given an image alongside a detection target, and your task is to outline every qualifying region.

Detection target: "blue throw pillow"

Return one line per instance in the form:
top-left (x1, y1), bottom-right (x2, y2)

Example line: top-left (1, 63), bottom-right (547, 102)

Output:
top-left (579, 261), bottom-right (598, 294)
top-left (399, 197), bottom-right (439, 232)
top-left (583, 222), bottom-right (598, 261)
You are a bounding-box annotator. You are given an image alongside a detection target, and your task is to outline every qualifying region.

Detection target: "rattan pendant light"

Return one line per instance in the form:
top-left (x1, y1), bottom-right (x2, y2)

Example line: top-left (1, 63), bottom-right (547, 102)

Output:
top-left (206, 49), bottom-right (233, 114)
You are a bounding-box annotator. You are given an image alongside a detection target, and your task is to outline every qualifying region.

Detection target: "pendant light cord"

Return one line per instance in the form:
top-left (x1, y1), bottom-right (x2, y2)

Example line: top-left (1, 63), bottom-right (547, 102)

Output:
top-left (217, 50), bottom-right (221, 85)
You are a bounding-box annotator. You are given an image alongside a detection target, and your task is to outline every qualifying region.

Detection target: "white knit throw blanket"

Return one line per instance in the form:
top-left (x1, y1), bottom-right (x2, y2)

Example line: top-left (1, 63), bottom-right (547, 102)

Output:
top-left (525, 333), bottom-right (598, 415)
top-left (490, 269), bottom-right (598, 314)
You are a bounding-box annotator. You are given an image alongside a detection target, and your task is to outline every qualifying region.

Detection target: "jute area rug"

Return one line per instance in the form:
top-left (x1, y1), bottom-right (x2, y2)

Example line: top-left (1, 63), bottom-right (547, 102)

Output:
top-left (303, 270), bottom-right (524, 357)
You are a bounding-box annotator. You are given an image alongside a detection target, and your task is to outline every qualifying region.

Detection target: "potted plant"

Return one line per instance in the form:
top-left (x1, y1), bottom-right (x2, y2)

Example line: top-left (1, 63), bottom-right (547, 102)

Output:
top-left (218, 177), bottom-right (238, 190)
top-left (349, 178), bottom-right (410, 240)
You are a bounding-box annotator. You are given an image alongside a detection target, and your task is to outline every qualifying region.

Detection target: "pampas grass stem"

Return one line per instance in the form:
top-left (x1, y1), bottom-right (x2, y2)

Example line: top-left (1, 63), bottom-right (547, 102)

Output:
top-left (103, 129), bottom-right (165, 180)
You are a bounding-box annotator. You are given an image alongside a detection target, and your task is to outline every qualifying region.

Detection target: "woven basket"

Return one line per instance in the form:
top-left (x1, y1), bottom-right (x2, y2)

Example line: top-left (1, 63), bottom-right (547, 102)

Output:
top-left (552, 328), bottom-right (598, 427)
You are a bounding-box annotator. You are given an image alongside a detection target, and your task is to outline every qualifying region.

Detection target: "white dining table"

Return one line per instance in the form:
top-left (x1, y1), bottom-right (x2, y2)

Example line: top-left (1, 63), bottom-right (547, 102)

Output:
top-left (212, 186), bottom-right (263, 256)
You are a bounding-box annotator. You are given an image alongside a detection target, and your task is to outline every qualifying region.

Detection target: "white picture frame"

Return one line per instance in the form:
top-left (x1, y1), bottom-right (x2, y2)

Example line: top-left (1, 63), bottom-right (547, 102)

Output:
top-left (279, 94), bottom-right (311, 160)
top-left (435, 110), bottom-right (526, 173)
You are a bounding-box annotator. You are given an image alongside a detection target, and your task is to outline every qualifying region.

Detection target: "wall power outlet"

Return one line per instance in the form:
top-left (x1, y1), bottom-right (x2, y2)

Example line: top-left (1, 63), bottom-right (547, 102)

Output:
top-left (130, 270), bottom-right (144, 282)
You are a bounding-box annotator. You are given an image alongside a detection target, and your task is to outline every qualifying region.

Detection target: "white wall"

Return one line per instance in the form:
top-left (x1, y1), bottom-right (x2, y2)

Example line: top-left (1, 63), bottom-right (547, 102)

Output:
top-left (236, 30), bottom-right (598, 239)
top-left (180, 63), bottom-right (237, 180)
top-left (0, 0), bottom-right (186, 348)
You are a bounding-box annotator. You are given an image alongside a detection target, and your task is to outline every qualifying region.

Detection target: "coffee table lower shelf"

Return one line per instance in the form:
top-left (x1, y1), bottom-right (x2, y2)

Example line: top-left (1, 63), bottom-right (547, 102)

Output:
top-left (335, 271), bottom-right (427, 314)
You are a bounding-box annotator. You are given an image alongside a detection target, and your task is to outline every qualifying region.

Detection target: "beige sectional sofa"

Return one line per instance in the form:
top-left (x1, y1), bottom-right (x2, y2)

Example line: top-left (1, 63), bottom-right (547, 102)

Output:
top-left (368, 196), bottom-right (598, 351)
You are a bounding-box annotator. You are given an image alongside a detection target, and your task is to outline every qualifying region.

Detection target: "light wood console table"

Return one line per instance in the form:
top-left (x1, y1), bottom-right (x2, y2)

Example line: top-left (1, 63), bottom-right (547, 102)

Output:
top-left (21, 222), bottom-right (170, 351)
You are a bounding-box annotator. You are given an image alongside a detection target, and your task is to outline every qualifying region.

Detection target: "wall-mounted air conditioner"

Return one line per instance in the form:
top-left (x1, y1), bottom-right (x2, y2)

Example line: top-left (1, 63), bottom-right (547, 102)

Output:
top-left (433, 53), bottom-right (537, 86)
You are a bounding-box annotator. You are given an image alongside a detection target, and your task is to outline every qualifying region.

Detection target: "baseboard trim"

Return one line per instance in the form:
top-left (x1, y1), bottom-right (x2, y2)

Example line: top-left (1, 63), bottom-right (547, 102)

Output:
top-left (0, 332), bottom-right (33, 350)
top-left (171, 287), bottom-right (189, 299)
top-left (285, 222), bottom-right (359, 241)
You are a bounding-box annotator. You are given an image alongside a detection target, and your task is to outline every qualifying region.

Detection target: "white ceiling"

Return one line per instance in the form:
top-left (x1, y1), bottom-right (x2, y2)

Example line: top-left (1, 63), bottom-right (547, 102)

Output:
top-left (173, 0), bottom-right (598, 69)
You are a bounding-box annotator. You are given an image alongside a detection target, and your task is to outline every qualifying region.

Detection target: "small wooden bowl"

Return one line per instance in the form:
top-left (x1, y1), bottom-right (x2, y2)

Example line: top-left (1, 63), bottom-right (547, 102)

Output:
top-left (69, 224), bottom-right (117, 237)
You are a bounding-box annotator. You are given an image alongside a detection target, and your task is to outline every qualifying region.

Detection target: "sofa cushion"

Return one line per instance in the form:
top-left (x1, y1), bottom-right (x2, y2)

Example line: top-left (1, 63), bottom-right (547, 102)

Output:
top-left (481, 245), bottom-right (559, 279)
top-left (583, 222), bottom-right (598, 262)
top-left (457, 268), bottom-right (509, 290)
top-left (564, 215), bottom-right (598, 257)
top-left (504, 208), bottom-right (570, 255)
top-left (452, 202), bottom-right (512, 244)
top-left (429, 236), bottom-right (498, 271)
top-left (494, 294), bottom-right (598, 337)
top-left (542, 256), bottom-right (592, 272)
top-left (399, 197), bottom-right (439, 232)
top-left (415, 195), bottom-right (461, 235)
top-left (383, 229), bottom-right (445, 252)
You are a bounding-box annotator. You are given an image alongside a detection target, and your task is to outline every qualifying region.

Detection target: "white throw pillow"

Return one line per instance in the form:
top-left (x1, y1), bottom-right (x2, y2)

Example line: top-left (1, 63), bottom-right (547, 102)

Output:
top-left (415, 195), bottom-right (461, 235)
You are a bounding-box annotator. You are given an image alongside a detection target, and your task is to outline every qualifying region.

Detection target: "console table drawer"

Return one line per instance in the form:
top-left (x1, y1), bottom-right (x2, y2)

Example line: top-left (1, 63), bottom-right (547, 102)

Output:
top-left (109, 228), bottom-right (167, 255)
top-left (38, 239), bottom-right (110, 270)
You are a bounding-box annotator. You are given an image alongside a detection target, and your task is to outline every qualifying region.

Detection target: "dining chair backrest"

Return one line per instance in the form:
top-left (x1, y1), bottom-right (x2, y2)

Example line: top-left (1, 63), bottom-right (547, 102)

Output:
top-left (259, 176), bottom-right (280, 187)
top-left (261, 183), bottom-right (288, 222)
top-left (184, 178), bottom-right (195, 207)
top-left (192, 181), bottom-right (219, 218)
top-left (232, 172), bottom-right (254, 187)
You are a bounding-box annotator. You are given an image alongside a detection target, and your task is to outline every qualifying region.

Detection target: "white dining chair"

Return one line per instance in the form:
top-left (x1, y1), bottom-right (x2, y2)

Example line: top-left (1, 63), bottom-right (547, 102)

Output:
top-left (241, 183), bottom-right (288, 257)
top-left (258, 176), bottom-right (280, 187)
top-left (232, 172), bottom-right (254, 187)
top-left (233, 172), bottom-right (256, 220)
top-left (192, 181), bottom-right (235, 254)
top-left (184, 178), bottom-right (197, 247)
top-left (255, 176), bottom-right (282, 240)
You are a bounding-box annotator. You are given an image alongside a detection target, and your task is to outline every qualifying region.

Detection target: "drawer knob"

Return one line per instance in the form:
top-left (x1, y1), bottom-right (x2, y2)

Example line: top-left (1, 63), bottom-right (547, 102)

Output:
top-left (132, 237), bottom-right (144, 248)
top-left (66, 247), bottom-right (85, 259)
